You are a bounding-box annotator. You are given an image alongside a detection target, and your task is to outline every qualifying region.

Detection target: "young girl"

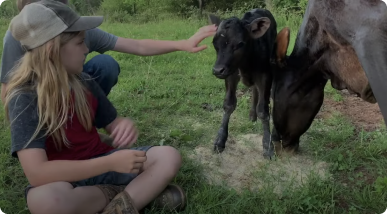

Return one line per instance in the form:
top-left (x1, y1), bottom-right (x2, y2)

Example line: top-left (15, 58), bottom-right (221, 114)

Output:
top-left (5, 1), bottom-right (189, 213)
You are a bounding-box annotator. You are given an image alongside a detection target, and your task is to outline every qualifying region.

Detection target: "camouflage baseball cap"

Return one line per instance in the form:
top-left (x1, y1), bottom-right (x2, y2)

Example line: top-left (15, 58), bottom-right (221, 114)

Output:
top-left (9, 0), bottom-right (103, 51)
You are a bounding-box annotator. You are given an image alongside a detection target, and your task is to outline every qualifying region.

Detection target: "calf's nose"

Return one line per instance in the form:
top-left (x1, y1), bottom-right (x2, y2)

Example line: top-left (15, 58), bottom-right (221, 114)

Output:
top-left (213, 67), bottom-right (225, 75)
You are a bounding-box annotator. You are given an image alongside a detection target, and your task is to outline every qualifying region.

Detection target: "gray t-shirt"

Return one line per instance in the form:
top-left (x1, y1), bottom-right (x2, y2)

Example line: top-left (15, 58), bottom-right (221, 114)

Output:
top-left (1, 28), bottom-right (118, 83)
top-left (7, 73), bottom-right (118, 159)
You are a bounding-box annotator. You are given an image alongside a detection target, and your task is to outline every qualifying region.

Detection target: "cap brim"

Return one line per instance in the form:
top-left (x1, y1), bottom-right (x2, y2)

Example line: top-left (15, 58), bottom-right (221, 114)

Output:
top-left (64, 16), bottom-right (103, 32)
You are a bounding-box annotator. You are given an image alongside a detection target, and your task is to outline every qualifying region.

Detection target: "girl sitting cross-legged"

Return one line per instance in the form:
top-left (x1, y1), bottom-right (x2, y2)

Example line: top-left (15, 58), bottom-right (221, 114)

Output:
top-left (4, 1), bottom-right (186, 213)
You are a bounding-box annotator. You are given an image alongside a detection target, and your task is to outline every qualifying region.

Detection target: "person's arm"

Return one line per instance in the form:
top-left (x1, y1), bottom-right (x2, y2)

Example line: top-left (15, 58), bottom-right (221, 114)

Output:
top-left (7, 92), bottom-right (114, 187)
top-left (113, 38), bottom-right (186, 56)
top-left (86, 25), bottom-right (217, 56)
top-left (113, 24), bottom-right (217, 56)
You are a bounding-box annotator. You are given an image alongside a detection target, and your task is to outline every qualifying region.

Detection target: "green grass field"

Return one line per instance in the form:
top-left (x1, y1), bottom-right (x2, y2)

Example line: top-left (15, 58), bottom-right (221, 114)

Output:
top-left (0, 13), bottom-right (386, 214)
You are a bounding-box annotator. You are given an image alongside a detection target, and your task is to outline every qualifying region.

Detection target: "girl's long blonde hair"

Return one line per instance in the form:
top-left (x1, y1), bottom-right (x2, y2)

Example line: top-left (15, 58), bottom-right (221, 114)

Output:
top-left (4, 31), bottom-right (93, 151)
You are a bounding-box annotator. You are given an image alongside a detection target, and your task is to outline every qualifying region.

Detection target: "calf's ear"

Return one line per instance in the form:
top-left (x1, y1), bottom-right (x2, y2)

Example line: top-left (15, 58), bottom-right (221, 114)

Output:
top-left (208, 14), bottom-right (222, 27)
top-left (276, 27), bottom-right (290, 67)
top-left (245, 17), bottom-right (271, 39)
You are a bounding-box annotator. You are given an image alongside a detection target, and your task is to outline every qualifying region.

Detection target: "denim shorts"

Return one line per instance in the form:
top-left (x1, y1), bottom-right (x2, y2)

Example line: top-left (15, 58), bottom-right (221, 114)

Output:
top-left (24, 146), bottom-right (153, 199)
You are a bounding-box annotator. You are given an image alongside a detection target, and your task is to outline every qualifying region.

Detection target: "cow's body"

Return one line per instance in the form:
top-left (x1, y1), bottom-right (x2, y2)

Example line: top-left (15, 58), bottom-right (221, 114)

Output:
top-left (271, 0), bottom-right (387, 153)
top-left (208, 8), bottom-right (277, 158)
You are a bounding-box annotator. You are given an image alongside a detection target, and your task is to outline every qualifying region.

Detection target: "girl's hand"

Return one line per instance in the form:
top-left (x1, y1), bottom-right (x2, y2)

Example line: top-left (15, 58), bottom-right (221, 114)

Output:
top-left (109, 117), bottom-right (139, 149)
top-left (108, 149), bottom-right (147, 174)
top-left (181, 24), bottom-right (217, 53)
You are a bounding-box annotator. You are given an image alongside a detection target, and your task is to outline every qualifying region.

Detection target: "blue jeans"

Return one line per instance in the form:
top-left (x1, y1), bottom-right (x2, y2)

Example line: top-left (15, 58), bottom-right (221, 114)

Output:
top-left (83, 54), bottom-right (121, 96)
top-left (24, 146), bottom-right (153, 200)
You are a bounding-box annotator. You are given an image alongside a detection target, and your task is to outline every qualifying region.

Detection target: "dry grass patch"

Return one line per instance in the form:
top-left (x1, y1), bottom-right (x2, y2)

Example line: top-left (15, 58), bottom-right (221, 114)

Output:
top-left (189, 133), bottom-right (332, 195)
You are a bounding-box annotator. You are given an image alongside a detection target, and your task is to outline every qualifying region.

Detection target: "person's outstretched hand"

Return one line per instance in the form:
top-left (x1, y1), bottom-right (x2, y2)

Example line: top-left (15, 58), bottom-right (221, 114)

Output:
top-left (181, 24), bottom-right (217, 53)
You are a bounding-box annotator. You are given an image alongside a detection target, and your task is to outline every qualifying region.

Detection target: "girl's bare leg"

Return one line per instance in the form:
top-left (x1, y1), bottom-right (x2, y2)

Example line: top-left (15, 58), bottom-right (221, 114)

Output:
top-left (27, 181), bottom-right (107, 214)
top-left (27, 146), bottom-right (182, 214)
top-left (125, 146), bottom-right (182, 210)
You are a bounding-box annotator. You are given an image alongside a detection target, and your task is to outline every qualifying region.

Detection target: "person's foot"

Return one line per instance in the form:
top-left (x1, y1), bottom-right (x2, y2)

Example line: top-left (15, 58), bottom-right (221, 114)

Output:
top-left (101, 191), bottom-right (139, 214)
top-left (151, 184), bottom-right (186, 212)
top-left (95, 184), bottom-right (126, 203)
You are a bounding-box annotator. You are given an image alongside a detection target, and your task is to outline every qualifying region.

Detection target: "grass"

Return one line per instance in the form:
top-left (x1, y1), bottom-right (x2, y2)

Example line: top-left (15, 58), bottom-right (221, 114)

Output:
top-left (0, 11), bottom-right (387, 214)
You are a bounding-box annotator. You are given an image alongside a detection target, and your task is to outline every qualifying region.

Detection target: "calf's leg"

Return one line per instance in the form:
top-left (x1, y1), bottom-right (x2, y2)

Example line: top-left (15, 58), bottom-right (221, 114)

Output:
top-left (213, 72), bottom-right (240, 153)
top-left (249, 87), bottom-right (259, 122)
top-left (254, 71), bottom-right (274, 159)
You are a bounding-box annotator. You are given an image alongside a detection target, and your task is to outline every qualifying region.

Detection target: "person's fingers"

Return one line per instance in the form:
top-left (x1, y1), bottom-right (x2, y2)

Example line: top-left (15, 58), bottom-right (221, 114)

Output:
top-left (112, 127), bottom-right (125, 147)
top-left (110, 125), bottom-right (121, 146)
top-left (135, 155), bottom-right (147, 163)
top-left (192, 45), bottom-right (208, 52)
top-left (192, 31), bottom-right (216, 44)
top-left (116, 127), bottom-right (131, 147)
top-left (199, 24), bottom-right (217, 33)
top-left (122, 129), bottom-right (137, 148)
top-left (133, 150), bottom-right (147, 157)
top-left (128, 131), bottom-right (139, 147)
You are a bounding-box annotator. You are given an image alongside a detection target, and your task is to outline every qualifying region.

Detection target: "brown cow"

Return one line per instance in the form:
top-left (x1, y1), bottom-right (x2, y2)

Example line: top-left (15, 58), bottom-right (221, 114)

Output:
top-left (269, 0), bottom-right (387, 155)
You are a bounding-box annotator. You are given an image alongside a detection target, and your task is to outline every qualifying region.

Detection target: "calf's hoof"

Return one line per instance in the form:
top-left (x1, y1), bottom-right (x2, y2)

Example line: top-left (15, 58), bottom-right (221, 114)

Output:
top-left (213, 131), bottom-right (227, 154)
top-left (263, 149), bottom-right (276, 160)
top-left (263, 141), bottom-right (275, 160)
top-left (213, 145), bottom-right (225, 153)
top-left (263, 153), bottom-right (276, 160)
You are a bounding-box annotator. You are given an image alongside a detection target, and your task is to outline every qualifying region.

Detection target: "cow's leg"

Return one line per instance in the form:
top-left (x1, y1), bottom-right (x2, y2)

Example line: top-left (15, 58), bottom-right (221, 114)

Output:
top-left (249, 87), bottom-right (259, 122)
top-left (213, 71), bottom-right (240, 153)
top-left (255, 71), bottom-right (274, 159)
top-left (281, 137), bottom-right (300, 156)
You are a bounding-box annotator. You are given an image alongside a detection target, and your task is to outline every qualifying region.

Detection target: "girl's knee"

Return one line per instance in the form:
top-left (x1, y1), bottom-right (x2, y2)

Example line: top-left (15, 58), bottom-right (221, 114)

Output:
top-left (148, 146), bottom-right (182, 173)
top-left (27, 182), bottom-right (76, 214)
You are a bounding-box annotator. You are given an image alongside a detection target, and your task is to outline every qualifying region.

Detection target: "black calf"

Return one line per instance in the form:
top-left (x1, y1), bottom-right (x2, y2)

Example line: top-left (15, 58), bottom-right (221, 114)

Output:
top-left (208, 8), bottom-right (277, 159)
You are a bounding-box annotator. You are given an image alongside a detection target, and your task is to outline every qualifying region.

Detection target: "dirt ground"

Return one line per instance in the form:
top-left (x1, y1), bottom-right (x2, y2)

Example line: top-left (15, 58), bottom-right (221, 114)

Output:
top-left (317, 90), bottom-right (384, 131)
top-left (188, 134), bottom-right (331, 195)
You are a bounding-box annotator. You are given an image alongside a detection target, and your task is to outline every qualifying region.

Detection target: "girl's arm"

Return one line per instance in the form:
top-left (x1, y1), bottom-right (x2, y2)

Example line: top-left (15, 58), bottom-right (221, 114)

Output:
top-left (17, 148), bottom-right (114, 187)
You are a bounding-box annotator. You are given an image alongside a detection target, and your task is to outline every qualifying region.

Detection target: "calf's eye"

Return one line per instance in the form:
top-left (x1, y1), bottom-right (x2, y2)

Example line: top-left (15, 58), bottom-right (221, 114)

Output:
top-left (234, 42), bottom-right (245, 50)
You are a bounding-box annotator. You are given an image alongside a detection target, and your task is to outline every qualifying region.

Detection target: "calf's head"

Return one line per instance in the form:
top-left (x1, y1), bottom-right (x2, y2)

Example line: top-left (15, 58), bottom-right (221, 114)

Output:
top-left (208, 14), bottom-right (271, 79)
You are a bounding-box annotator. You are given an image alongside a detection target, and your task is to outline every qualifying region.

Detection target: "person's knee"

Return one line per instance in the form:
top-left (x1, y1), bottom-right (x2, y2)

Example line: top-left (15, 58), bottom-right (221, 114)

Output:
top-left (151, 146), bottom-right (182, 176)
top-left (27, 182), bottom-right (76, 214)
top-left (84, 54), bottom-right (120, 95)
top-left (89, 54), bottom-right (120, 75)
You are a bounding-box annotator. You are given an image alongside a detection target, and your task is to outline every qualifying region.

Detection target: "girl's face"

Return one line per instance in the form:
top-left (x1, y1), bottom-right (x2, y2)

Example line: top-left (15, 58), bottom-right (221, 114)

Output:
top-left (60, 32), bottom-right (89, 74)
